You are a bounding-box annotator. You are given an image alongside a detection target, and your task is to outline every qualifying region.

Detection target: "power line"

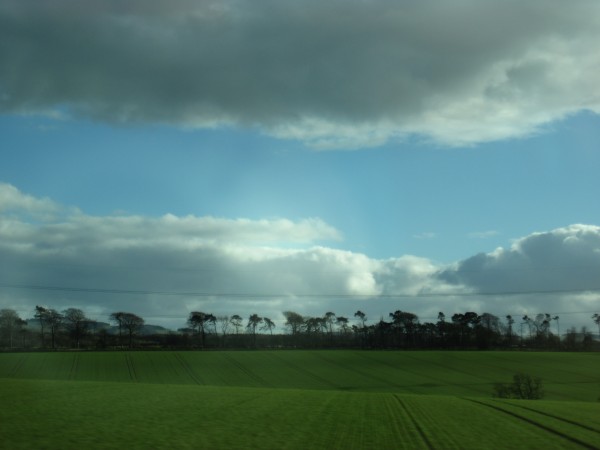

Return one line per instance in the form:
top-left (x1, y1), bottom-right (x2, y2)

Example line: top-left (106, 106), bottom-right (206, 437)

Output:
top-left (17, 258), bottom-right (600, 274)
top-left (1, 282), bottom-right (599, 299)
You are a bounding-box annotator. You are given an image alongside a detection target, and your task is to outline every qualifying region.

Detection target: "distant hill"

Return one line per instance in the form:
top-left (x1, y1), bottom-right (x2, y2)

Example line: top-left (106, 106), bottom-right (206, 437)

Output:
top-left (140, 324), bottom-right (171, 335)
top-left (24, 319), bottom-right (172, 335)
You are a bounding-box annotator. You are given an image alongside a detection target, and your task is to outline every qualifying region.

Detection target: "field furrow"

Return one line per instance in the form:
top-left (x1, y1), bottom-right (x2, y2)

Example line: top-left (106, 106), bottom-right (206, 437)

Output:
top-left (68, 353), bottom-right (79, 380)
top-left (1, 350), bottom-right (599, 449)
top-left (173, 352), bottom-right (204, 384)
top-left (464, 398), bottom-right (600, 450)
top-left (266, 351), bottom-right (340, 389)
top-left (505, 401), bottom-right (600, 435)
top-left (353, 351), bottom-right (444, 393)
top-left (393, 395), bottom-right (434, 450)
top-left (312, 351), bottom-right (405, 391)
top-left (125, 353), bottom-right (138, 382)
top-left (221, 353), bottom-right (268, 387)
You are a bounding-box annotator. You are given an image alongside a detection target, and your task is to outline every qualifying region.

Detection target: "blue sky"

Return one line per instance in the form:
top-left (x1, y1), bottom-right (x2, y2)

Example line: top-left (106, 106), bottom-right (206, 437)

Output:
top-left (1, 0), bottom-right (600, 331)
top-left (2, 111), bottom-right (600, 262)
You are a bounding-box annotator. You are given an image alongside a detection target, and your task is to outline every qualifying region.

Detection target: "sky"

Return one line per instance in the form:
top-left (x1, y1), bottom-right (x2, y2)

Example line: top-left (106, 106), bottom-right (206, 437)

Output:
top-left (1, 0), bottom-right (600, 333)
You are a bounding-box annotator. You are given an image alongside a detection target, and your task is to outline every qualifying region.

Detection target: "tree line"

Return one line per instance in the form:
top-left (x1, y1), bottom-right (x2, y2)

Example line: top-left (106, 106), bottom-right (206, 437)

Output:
top-left (0, 306), bottom-right (599, 351)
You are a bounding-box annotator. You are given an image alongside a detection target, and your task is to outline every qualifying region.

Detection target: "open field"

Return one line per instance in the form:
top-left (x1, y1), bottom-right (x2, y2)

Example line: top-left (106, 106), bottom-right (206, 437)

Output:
top-left (1, 350), bottom-right (598, 400)
top-left (1, 351), bottom-right (599, 449)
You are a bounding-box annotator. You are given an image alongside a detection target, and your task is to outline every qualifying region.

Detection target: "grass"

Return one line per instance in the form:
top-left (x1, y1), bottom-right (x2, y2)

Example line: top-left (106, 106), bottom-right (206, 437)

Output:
top-left (1, 350), bottom-right (598, 400)
top-left (0, 350), bottom-right (599, 449)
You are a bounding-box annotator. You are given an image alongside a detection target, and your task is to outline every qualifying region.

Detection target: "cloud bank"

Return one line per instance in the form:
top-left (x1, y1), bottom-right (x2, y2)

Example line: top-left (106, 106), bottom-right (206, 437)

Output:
top-left (439, 225), bottom-right (600, 294)
top-left (1, 183), bottom-right (598, 330)
top-left (1, 0), bottom-right (599, 148)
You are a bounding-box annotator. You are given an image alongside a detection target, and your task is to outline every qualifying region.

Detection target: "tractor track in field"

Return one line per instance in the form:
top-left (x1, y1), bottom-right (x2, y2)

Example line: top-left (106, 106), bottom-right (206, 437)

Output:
top-left (313, 352), bottom-right (406, 391)
top-left (355, 352), bottom-right (450, 393)
top-left (222, 354), bottom-right (267, 387)
top-left (268, 352), bottom-right (339, 389)
top-left (124, 353), bottom-right (138, 383)
top-left (491, 353), bottom-right (600, 383)
top-left (68, 353), bottom-right (80, 380)
top-left (464, 398), bottom-right (600, 450)
top-left (401, 353), bottom-right (492, 390)
top-left (494, 401), bottom-right (600, 435)
top-left (173, 353), bottom-right (203, 385)
top-left (9, 355), bottom-right (26, 378)
top-left (393, 395), bottom-right (435, 450)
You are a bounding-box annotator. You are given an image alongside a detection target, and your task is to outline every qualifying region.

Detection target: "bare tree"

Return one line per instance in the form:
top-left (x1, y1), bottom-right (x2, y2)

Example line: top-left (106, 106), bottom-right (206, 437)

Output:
top-left (593, 313), bottom-right (600, 339)
top-left (336, 316), bottom-right (350, 334)
top-left (46, 309), bottom-right (63, 350)
top-left (230, 315), bottom-right (243, 335)
top-left (354, 310), bottom-right (367, 329)
top-left (354, 310), bottom-right (368, 347)
top-left (63, 308), bottom-right (88, 349)
top-left (217, 315), bottom-right (230, 347)
top-left (436, 312), bottom-right (446, 341)
top-left (260, 317), bottom-right (276, 336)
top-left (522, 315), bottom-right (532, 341)
top-left (246, 314), bottom-right (262, 347)
top-left (0, 309), bottom-right (22, 349)
top-left (217, 315), bottom-right (230, 336)
top-left (532, 313), bottom-right (551, 339)
top-left (389, 310), bottom-right (419, 347)
top-left (283, 311), bottom-right (305, 347)
top-left (324, 312), bottom-right (336, 334)
top-left (120, 313), bottom-right (145, 348)
top-left (506, 315), bottom-right (514, 345)
top-left (34, 305), bottom-right (47, 348)
top-left (305, 316), bottom-right (325, 337)
top-left (35, 306), bottom-right (63, 349)
top-left (188, 311), bottom-right (216, 348)
top-left (478, 312), bottom-right (501, 348)
top-left (283, 311), bottom-right (305, 335)
top-left (109, 312), bottom-right (126, 347)
top-left (553, 316), bottom-right (560, 344)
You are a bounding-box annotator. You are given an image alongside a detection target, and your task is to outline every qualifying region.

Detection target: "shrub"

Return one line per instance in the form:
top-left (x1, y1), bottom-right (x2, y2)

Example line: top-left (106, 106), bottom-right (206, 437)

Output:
top-left (493, 372), bottom-right (544, 400)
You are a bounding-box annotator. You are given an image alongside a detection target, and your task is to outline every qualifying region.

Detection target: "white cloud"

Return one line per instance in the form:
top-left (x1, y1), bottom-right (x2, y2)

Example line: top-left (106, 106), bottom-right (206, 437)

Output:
top-left (413, 232), bottom-right (437, 240)
top-left (1, 0), bottom-right (599, 148)
top-left (468, 230), bottom-right (499, 239)
top-left (1, 184), bottom-right (598, 330)
top-left (0, 184), bottom-right (450, 326)
top-left (0, 182), bottom-right (59, 216)
top-left (438, 225), bottom-right (600, 315)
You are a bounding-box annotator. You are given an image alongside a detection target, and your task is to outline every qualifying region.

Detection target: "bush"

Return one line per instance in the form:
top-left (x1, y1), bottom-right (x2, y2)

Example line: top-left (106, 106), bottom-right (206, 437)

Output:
top-left (493, 372), bottom-right (544, 400)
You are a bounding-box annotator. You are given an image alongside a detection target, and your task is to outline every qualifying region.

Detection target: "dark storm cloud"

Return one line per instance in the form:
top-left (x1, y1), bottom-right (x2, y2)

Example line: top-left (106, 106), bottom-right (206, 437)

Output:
top-left (1, 0), bottom-right (599, 148)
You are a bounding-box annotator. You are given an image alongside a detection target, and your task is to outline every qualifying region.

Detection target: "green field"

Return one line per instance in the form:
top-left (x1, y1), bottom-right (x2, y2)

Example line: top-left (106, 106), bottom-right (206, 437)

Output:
top-left (1, 351), bottom-right (599, 449)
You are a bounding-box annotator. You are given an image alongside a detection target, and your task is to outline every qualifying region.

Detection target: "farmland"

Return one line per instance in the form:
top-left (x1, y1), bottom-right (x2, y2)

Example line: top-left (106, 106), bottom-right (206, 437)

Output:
top-left (1, 351), bottom-right (599, 449)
